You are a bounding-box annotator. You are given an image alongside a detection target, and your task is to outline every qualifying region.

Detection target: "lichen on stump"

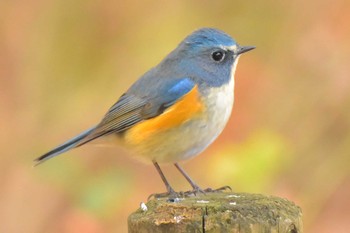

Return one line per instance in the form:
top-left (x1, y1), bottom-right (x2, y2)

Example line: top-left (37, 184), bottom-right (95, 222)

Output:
top-left (128, 192), bottom-right (302, 233)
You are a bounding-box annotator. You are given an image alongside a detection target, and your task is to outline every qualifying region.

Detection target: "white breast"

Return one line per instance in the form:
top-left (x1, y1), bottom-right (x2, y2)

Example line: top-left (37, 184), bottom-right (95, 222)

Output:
top-left (170, 58), bottom-right (239, 162)
top-left (203, 58), bottom-right (238, 140)
top-left (202, 74), bottom-right (234, 144)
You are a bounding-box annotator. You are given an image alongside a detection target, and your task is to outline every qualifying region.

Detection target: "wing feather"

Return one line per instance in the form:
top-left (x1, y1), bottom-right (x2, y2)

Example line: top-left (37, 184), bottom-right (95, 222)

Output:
top-left (76, 78), bottom-right (195, 146)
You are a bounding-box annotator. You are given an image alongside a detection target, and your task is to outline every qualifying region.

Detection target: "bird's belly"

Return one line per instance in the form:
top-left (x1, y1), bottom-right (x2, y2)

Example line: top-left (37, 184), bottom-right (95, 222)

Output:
top-left (122, 84), bottom-right (234, 164)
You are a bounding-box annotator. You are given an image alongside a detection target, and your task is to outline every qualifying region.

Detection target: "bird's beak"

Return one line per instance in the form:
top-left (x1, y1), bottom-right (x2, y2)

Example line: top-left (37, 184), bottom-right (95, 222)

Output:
top-left (236, 45), bottom-right (256, 55)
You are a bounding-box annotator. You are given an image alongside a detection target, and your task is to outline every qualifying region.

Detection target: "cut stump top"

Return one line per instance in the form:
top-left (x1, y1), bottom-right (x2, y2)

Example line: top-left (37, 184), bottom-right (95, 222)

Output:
top-left (128, 192), bottom-right (302, 233)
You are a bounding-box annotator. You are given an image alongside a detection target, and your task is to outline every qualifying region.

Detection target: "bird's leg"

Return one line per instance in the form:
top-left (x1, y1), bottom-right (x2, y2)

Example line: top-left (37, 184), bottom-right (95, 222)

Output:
top-left (149, 161), bottom-right (178, 200)
top-left (174, 163), bottom-right (205, 195)
top-left (154, 161), bottom-right (175, 193)
top-left (174, 163), bottom-right (232, 195)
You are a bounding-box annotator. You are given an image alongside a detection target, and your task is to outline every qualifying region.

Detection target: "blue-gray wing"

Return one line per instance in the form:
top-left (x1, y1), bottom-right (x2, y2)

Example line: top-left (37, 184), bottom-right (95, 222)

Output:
top-left (35, 78), bottom-right (195, 165)
top-left (76, 78), bottom-right (195, 146)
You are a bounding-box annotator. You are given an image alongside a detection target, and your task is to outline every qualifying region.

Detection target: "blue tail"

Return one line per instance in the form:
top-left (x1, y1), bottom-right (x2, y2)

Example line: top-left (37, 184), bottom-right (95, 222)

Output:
top-left (34, 126), bottom-right (96, 166)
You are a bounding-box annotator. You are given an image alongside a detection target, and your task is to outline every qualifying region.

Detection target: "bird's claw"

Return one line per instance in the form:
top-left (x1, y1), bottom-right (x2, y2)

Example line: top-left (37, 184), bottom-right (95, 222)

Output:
top-left (148, 185), bottom-right (232, 200)
top-left (184, 185), bottom-right (232, 196)
top-left (148, 190), bottom-right (182, 201)
top-left (203, 185), bottom-right (232, 193)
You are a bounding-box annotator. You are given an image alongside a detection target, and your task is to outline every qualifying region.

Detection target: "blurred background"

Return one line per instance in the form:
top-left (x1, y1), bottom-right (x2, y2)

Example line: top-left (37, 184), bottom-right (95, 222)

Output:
top-left (1, 0), bottom-right (349, 232)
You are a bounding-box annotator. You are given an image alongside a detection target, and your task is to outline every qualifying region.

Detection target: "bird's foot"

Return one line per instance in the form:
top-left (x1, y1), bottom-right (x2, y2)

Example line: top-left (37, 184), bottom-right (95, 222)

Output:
top-left (203, 185), bottom-right (232, 193)
top-left (148, 185), bottom-right (232, 201)
top-left (148, 187), bottom-right (183, 201)
top-left (183, 186), bottom-right (205, 196)
top-left (184, 185), bottom-right (232, 196)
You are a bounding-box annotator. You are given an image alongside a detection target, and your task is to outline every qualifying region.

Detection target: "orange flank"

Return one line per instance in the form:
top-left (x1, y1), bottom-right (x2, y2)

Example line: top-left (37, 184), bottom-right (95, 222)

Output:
top-left (125, 85), bottom-right (204, 144)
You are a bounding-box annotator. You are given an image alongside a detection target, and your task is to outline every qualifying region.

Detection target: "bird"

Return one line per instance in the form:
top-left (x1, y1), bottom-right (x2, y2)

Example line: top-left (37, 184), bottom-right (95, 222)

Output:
top-left (34, 28), bottom-right (255, 198)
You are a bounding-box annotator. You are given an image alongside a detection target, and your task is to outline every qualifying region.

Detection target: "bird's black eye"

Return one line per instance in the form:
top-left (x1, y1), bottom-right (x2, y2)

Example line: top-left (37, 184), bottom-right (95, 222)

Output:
top-left (211, 50), bottom-right (225, 62)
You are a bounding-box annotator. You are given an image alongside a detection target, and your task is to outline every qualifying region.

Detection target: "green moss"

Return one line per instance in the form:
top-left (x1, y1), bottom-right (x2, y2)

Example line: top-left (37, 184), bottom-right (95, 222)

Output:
top-left (128, 192), bottom-right (302, 233)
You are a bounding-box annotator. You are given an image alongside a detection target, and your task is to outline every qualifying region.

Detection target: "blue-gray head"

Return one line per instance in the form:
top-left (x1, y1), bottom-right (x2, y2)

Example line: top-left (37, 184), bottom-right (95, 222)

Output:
top-left (162, 28), bottom-right (255, 87)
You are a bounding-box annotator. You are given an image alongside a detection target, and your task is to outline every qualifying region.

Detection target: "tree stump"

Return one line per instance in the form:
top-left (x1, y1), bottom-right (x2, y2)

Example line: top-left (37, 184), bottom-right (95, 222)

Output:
top-left (128, 192), bottom-right (302, 233)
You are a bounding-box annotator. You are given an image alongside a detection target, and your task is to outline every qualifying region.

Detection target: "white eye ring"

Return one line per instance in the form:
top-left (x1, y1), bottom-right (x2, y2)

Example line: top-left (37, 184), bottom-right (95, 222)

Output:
top-left (211, 50), bottom-right (226, 62)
